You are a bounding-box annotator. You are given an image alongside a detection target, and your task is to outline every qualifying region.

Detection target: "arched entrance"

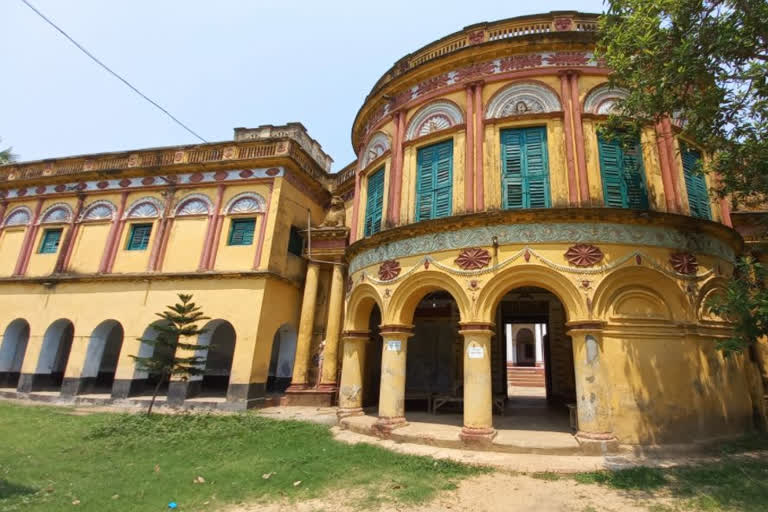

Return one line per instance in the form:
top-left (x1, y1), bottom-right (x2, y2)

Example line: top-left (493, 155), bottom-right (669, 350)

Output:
top-left (32, 319), bottom-right (75, 392)
top-left (362, 305), bottom-right (382, 408)
top-left (79, 320), bottom-right (124, 395)
top-left (267, 324), bottom-right (297, 393)
top-left (131, 321), bottom-right (176, 397)
top-left (193, 319), bottom-right (236, 398)
top-left (494, 286), bottom-right (575, 430)
top-left (0, 319), bottom-right (30, 388)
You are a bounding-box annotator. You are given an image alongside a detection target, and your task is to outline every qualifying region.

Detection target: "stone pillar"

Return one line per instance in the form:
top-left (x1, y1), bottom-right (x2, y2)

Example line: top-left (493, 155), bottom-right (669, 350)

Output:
top-left (375, 325), bottom-right (413, 433)
top-left (459, 323), bottom-right (496, 442)
top-left (287, 261), bottom-right (320, 389)
top-left (535, 324), bottom-right (544, 367)
top-left (567, 323), bottom-right (618, 453)
top-left (320, 263), bottom-right (344, 388)
top-left (337, 331), bottom-right (368, 418)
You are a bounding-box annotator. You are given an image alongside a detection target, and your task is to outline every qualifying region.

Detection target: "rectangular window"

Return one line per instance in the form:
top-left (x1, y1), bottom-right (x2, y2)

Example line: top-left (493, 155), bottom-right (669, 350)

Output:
top-left (228, 218), bottom-right (256, 246)
top-left (500, 127), bottom-right (551, 209)
top-left (39, 228), bottom-right (62, 254)
top-left (288, 226), bottom-right (303, 256)
top-left (364, 167), bottom-right (385, 237)
top-left (126, 223), bottom-right (152, 251)
top-left (597, 134), bottom-right (649, 210)
top-left (416, 139), bottom-right (453, 221)
top-left (681, 145), bottom-right (711, 220)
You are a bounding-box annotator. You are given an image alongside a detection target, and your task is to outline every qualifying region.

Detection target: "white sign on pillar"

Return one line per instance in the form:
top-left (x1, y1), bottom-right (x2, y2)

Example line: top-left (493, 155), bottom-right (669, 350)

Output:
top-left (386, 340), bottom-right (401, 352)
top-left (468, 345), bottom-right (484, 359)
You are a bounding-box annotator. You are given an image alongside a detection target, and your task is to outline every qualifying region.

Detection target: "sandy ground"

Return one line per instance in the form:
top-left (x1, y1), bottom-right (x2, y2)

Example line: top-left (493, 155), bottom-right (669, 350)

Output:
top-left (224, 472), bottom-right (676, 512)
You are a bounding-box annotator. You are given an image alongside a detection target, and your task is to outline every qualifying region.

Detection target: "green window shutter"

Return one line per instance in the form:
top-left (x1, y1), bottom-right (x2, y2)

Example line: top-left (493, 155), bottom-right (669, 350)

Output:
top-left (126, 224), bottom-right (153, 251)
top-left (228, 218), bottom-right (256, 246)
top-left (288, 226), bottom-right (303, 256)
top-left (416, 140), bottom-right (453, 221)
top-left (598, 135), bottom-right (648, 209)
top-left (501, 127), bottom-right (550, 209)
top-left (364, 167), bottom-right (385, 237)
top-left (682, 146), bottom-right (711, 220)
top-left (39, 229), bottom-right (62, 254)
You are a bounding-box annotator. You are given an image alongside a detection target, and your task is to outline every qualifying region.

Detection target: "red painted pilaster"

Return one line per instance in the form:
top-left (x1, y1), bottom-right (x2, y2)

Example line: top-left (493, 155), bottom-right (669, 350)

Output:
top-left (14, 199), bottom-right (44, 277)
top-left (661, 117), bottom-right (682, 212)
top-left (199, 185), bottom-right (225, 271)
top-left (655, 122), bottom-right (677, 212)
top-left (349, 155), bottom-right (362, 243)
top-left (147, 188), bottom-right (175, 272)
top-left (559, 72), bottom-right (579, 206)
top-left (99, 191), bottom-right (128, 274)
top-left (253, 181), bottom-right (274, 270)
top-left (206, 185), bottom-right (227, 270)
top-left (58, 194), bottom-right (86, 273)
top-left (474, 83), bottom-right (485, 210)
top-left (386, 112), bottom-right (401, 226)
top-left (392, 111), bottom-right (406, 225)
top-left (464, 85), bottom-right (475, 213)
top-left (569, 72), bottom-right (589, 205)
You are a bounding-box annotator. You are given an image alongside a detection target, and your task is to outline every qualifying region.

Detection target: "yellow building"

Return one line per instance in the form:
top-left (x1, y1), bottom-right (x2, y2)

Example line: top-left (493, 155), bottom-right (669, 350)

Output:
top-left (0, 11), bottom-right (763, 450)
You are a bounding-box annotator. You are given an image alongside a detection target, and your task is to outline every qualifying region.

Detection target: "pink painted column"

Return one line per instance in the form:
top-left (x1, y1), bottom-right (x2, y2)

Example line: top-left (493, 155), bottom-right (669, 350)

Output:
top-left (207, 208), bottom-right (227, 270)
top-left (392, 111), bottom-right (407, 225)
top-left (99, 191), bottom-right (128, 273)
top-left (661, 118), bottom-right (682, 212)
top-left (14, 199), bottom-right (44, 276)
top-left (253, 182), bottom-right (274, 270)
top-left (655, 122), bottom-right (677, 212)
top-left (716, 173), bottom-right (733, 227)
top-left (199, 185), bottom-right (225, 271)
top-left (147, 188), bottom-right (175, 272)
top-left (474, 83), bottom-right (485, 211)
top-left (559, 72), bottom-right (579, 206)
top-left (0, 201), bottom-right (7, 227)
top-left (569, 72), bottom-right (589, 205)
top-left (464, 84), bottom-right (475, 213)
top-left (58, 194), bottom-right (86, 273)
top-left (349, 155), bottom-right (363, 243)
top-left (386, 112), bottom-right (401, 227)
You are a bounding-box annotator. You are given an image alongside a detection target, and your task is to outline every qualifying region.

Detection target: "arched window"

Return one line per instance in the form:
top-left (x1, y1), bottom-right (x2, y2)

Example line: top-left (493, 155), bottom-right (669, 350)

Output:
top-left (39, 203), bottom-right (73, 224)
top-left (125, 197), bottom-right (163, 219)
top-left (80, 200), bottom-right (116, 222)
top-left (3, 207), bottom-right (32, 227)
top-left (361, 132), bottom-right (391, 168)
top-left (583, 84), bottom-right (629, 115)
top-left (174, 194), bottom-right (211, 217)
top-left (224, 193), bottom-right (266, 215)
top-left (405, 101), bottom-right (464, 141)
top-left (485, 82), bottom-right (562, 119)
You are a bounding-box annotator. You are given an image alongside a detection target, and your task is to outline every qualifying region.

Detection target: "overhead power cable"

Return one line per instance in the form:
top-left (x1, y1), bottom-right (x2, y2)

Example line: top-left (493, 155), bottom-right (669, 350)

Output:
top-left (19, 0), bottom-right (208, 143)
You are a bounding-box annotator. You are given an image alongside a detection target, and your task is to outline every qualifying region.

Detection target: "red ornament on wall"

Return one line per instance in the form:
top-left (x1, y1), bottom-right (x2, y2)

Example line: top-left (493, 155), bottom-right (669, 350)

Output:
top-left (454, 247), bottom-right (491, 270)
top-left (564, 244), bottom-right (604, 267)
top-left (378, 260), bottom-right (401, 281)
top-left (670, 253), bottom-right (698, 275)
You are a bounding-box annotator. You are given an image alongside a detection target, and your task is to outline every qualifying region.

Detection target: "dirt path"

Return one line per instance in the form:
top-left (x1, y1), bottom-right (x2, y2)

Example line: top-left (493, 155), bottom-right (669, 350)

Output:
top-left (225, 472), bottom-right (675, 512)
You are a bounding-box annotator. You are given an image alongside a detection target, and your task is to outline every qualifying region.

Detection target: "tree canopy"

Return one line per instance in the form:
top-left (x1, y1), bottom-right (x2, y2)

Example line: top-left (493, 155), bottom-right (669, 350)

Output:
top-left (0, 138), bottom-right (16, 165)
top-left (598, 0), bottom-right (768, 208)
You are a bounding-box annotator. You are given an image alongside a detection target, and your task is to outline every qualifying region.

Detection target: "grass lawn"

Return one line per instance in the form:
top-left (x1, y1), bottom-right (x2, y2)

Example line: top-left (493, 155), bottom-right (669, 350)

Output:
top-left (0, 402), bottom-right (485, 511)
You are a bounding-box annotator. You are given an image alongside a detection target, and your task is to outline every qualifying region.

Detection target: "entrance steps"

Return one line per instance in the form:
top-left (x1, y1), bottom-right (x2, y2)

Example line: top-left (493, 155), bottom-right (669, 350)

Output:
top-left (507, 366), bottom-right (545, 388)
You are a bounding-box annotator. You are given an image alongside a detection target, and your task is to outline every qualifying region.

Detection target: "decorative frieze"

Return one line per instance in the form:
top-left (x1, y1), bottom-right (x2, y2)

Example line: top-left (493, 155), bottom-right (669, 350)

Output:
top-left (564, 244), bottom-right (603, 267)
top-left (455, 247), bottom-right (491, 270)
top-left (378, 260), bottom-right (401, 281)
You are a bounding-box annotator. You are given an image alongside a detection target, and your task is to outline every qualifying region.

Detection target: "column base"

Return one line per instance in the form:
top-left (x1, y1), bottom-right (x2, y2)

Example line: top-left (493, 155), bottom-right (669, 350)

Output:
top-left (336, 407), bottom-right (364, 420)
top-left (373, 416), bottom-right (408, 436)
top-left (281, 388), bottom-right (335, 406)
top-left (167, 380), bottom-right (202, 406)
top-left (111, 378), bottom-right (147, 399)
top-left (575, 431), bottom-right (619, 454)
top-left (459, 426), bottom-right (497, 443)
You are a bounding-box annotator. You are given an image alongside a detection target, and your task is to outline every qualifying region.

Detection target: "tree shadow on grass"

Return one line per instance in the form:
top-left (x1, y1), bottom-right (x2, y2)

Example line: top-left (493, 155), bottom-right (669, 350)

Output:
top-left (0, 479), bottom-right (37, 499)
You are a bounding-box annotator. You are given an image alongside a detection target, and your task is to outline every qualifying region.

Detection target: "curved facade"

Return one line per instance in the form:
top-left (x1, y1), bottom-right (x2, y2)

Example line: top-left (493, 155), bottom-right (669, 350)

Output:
top-left (0, 11), bottom-right (761, 450)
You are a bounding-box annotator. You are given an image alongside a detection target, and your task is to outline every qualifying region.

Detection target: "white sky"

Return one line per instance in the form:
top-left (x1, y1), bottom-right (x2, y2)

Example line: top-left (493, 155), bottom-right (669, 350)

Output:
top-left (1, 0), bottom-right (604, 171)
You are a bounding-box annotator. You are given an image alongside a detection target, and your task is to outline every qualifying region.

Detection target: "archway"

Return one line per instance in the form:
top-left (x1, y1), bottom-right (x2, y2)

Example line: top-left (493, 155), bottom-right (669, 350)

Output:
top-left (362, 305), bottom-right (382, 408)
top-left (33, 319), bottom-right (75, 391)
top-left (267, 324), bottom-right (297, 393)
top-left (193, 319), bottom-right (236, 397)
top-left (81, 320), bottom-right (124, 394)
top-left (495, 287), bottom-right (575, 431)
top-left (0, 319), bottom-right (30, 388)
top-left (131, 321), bottom-right (176, 396)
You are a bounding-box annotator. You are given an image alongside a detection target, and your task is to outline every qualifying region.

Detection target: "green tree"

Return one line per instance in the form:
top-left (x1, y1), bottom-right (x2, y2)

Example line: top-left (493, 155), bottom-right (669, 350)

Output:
top-left (0, 138), bottom-right (16, 165)
top-left (131, 293), bottom-right (210, 415)
top-left (597, 0), bottom-right (768, 208)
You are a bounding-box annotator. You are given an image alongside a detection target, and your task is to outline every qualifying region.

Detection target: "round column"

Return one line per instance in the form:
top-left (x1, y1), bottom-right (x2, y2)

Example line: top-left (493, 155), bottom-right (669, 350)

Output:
top-left (374, 325), bottom-right (413, 433)
top-left (288, 261), bottom-right (320, 389)
top-left (337, 330), bottom-right (369, 419)
top-left (459, 323), bottom-right (496, 442)
top-left (320, 263), bottom-right (345, 387)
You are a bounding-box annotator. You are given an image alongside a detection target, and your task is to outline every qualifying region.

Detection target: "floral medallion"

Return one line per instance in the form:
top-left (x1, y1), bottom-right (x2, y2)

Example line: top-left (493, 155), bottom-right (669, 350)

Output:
top-left (378, 260), bottom-right (401, 281)
top-left (454, 247), bottom-right (491, 270)
top-left (670, 253), bottom-right (698, 275)
top-left (564, 244), bottom-right (603, 267)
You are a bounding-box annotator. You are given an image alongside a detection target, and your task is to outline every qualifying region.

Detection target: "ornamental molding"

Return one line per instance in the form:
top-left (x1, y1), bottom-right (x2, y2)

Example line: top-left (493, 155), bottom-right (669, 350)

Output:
top-left (455, 247), bottom-right (491, 270)
top-left (353, 246), bottom-right (715, 288)
top-left (405, 100), bottom-right (464, 141)
top-left (670, 253), bottom-right (698, 275)
top-left (485, 82), bottom-right (562, 119)
top-left (361, 132), bottom-right (391, 168)
top-left (359, 51), bottom-right (599, 141)
top-left (125, 197), bottom-right (163, 219)
top-left (583, 84), bottom-right (629, 115)
top-left (348, 222), bottom-right (735, 274)
top-left (39, 203), bottom-right (73, 224)
top-left (0, 167), bottom-right (284, 201)
top-left (80, 200), bottom-right (117, 222)
top-left (224, 192), bottom-right (267, 215)
top-left (378, 260), bottom-right (401, 281)
top-left (174, 193), bottom-right (212, 217)
top-left (3, 206), bottom-right (32, 227)
top-left (564, 244), bottom-right (603, 267)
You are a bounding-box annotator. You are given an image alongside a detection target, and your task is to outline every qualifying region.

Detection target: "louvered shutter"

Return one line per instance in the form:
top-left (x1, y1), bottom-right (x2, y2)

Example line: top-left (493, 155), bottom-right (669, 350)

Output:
top-left (598, 136), bottom-right (626, 207)
top-left (416, 140), bottom-right (453, 221)
top-left (364, 167), bottom-right (385, 236)
top-left (682, 147), bottom-right (711, 219)
top-left (128, 224), bottom-right (152, 250)
top-left (622, 141), bottom-right (649, 209)
top-left (229, 219), bottom-right (255, 246)
top-left (501, 127), bottom-right (550, 209)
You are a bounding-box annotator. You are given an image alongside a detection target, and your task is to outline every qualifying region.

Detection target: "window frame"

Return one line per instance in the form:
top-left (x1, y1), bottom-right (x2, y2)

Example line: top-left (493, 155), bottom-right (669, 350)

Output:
top-left (415, 138), bottom-right (454, 222)
top-left (125, 223), bottom-right (153, 251)
top-left (499, 126), bottom-right (552, 210)
top-left (364, 167), bottom-right (385, 237)
top-left (227, 217), bottom-right (257, 246)
top-left (38, 228), bottom-right (63, 254)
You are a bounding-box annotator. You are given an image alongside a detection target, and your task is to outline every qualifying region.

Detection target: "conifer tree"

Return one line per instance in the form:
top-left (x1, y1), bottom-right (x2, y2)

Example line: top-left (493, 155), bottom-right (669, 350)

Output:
top-left (131, 293), bottom-right (210, 415)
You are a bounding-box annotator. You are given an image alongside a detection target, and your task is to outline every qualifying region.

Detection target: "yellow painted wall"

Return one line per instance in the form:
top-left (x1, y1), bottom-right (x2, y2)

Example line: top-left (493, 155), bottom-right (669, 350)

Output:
top-left (26, 224), bottom-right (69, 277)
top-left (214, 215), bottom-right (263, 271)
top-left (0, 228), bottom-right (25, 276)
top-left (162, 217), bottom-right (208, 272)
top-left (68, 222), bottom-right (110, 274)
top-left (112, 219), bottom-right (159, 274)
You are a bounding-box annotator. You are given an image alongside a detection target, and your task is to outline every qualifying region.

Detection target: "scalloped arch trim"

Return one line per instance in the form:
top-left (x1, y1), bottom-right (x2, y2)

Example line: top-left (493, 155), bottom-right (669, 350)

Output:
top-left (583, 84), bottom-right (629, 115)
top-left (405, 101), bottom-right (464, 141)
top-left (485, 82), bottom-right (561, 119)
